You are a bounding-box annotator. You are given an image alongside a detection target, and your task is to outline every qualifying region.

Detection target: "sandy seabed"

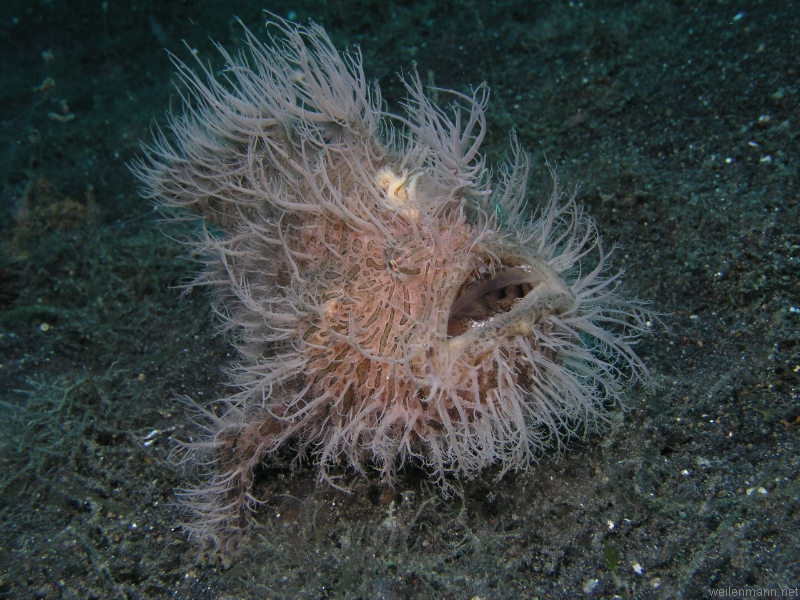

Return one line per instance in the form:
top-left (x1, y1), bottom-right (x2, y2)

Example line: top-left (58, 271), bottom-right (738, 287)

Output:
top-left (0, 1), bottom-right (798, 598)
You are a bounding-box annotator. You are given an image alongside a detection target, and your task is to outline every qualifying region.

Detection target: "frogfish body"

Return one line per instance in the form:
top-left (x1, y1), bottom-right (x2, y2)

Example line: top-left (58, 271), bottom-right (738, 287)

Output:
top-left (134, 18), bottom-right (651, 550)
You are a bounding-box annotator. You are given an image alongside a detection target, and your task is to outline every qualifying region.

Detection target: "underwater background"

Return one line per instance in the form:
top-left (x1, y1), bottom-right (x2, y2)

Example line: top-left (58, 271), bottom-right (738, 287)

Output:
top-left (0, 0), bottom-right (798, 598)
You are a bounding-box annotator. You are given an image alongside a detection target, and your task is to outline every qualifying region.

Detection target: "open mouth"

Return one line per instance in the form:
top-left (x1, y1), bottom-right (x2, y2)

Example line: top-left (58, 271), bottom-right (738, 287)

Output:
top-left (444, 258), bottom-right (576, 357)
top-left (447, 267), bottom-right (543, 338)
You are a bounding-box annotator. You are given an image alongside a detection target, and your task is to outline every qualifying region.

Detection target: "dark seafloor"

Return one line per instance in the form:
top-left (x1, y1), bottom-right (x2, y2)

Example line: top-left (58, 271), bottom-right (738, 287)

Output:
top-left (0, 1), bottom-right (798, 598)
